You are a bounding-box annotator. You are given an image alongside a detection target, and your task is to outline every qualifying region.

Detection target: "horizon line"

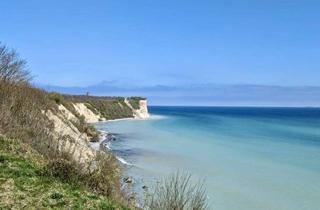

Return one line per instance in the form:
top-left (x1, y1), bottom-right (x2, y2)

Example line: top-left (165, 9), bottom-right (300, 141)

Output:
top-left (148, 105), bottom-right (320, 108)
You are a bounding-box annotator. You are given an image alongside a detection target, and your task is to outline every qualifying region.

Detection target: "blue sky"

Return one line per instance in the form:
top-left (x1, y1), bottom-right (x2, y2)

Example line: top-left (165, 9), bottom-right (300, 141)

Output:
top-left (1, 0), bottom-right (320, 105)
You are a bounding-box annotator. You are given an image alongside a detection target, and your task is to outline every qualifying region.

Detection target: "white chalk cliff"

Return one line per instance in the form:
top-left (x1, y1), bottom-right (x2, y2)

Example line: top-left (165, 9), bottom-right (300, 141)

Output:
top-left (73, 103), bottom-right (104, 123)
top-left (45, 98), bottom-right (149, 165)
top-left (134, 100), bottom-right (150, 119)
top-left (45, 105), bottom-right (95, 164)
top-left (124, 99), bottom-right (150, 119)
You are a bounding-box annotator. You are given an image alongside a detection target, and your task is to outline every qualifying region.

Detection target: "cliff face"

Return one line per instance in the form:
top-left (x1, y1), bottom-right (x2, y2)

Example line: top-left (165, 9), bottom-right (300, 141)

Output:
top-left (65, 96), bottom-right (150, 122)
top-left (46, 105), bottom-right (95, 164)
top-left (73, 103), bottom-right (104, 123)
top-left (76, 99), bottom-right (150, 123)
top-left (137, 99), bottom-right (150, 119)
top-left (125, 99), bottom-right (150, 119)
top-left (45, 96), bottom-right (149, 164)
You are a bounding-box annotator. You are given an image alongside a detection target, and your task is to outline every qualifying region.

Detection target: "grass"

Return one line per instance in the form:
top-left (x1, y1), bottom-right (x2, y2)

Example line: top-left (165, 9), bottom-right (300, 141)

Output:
top-left (144, 172), bottom-right (208, 210)
top-left (0, 136), bottom-right (130, 210)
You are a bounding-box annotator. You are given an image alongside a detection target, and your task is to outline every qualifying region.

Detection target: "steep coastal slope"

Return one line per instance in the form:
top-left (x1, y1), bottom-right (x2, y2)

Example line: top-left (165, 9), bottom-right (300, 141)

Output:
top-left (0, 43), bottom-right (207, 210)
top-left (0, 81), bottom-right (148, 209)
top-left (46, 94), bottom-right (149, 164)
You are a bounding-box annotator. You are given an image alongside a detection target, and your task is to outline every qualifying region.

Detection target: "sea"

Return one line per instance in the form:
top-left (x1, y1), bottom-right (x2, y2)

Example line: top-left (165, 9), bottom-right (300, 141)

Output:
top-left (94, 106), bottom-right (320, 210)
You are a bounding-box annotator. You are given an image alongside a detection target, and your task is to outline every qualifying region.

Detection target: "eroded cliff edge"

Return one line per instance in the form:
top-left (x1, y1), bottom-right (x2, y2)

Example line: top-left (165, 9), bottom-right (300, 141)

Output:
top-left (46, 94), bottom-right (149, 164)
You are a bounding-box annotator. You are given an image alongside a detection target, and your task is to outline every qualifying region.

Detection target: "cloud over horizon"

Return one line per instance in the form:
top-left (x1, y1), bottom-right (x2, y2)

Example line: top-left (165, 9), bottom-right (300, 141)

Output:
top-left (37, 82), bottom-right (320, 107)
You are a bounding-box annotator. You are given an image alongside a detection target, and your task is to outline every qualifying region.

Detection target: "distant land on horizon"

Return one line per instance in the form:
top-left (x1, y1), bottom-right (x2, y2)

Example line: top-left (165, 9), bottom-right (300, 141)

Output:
top-left (37, 82), bottom-right (320, 107)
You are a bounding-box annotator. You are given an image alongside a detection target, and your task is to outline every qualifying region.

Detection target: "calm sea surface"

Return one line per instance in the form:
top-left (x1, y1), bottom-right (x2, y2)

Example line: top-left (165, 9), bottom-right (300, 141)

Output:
top-left (95, 106), bottom-right (320, 210)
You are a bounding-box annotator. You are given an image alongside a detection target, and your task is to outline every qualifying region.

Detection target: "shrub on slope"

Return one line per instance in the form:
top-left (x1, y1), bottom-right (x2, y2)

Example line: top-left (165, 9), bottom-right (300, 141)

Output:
top-left (0, 136), bottom-right (129, 210)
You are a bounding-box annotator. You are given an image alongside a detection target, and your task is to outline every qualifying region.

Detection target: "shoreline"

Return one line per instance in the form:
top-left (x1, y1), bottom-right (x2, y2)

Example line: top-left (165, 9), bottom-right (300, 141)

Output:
top-left (90, 115), bottom-right (155, 201)
top-left (91, 113), bottom-right (165, 147)
top-left (90, 113), bottom-right (165, 156)
top-left (90, 114), bottom-right (167, 192)
top-left (92, 113), bottom-right (165, 125)
top-left (95, 115), bottom-right (159, 124)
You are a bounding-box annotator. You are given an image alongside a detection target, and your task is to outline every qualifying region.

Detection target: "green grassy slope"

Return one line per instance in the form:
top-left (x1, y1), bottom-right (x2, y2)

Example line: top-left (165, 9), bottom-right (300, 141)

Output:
top-left (0, 136), bottom-right (130, 210)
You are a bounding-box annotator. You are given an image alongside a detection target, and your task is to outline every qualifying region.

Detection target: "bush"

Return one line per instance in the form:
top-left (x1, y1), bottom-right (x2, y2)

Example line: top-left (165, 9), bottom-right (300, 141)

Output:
top-left (0, 81), bottom-right (55, 155)
top-left (48, 92), bottom-right (63, 104)
top-left (0, 44), bottom-right (54, 150)
top-left (50, 192), bottom-right (63, 200)
top-left (144, 172), bottom-right (208, 210)
top-left (86, 152), bottom-right (121, 197)
top-left (43, 151), bottom-right (122, 199)
top-left (44, 156), bottom-right (81, 184)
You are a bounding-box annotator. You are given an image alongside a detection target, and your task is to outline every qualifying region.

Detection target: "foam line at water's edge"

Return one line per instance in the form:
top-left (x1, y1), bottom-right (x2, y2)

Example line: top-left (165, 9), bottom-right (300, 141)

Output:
top-left (148, 114), bottom-right (167, 120)
top-left (99, 135), bottom-right (134, 166)
top-left (115, 156), bottom-right (134, 166)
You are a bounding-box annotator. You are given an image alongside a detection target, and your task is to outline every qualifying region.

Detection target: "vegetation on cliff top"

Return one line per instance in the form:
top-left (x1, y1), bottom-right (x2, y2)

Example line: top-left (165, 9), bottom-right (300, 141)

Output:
top-left (64, 95), bottom-right (142, 120)
top-left (127, 97), bottom-right (143, 110)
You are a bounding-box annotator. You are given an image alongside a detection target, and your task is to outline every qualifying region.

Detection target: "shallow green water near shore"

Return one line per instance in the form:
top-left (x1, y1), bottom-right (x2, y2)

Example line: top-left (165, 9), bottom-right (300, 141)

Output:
top-left (96, 106), bottom-right (320, 210)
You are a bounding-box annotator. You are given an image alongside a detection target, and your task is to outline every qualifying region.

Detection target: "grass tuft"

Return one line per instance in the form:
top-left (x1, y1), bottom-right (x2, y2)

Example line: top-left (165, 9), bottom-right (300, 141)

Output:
top-left (144, 172), bottom-right (208, 210)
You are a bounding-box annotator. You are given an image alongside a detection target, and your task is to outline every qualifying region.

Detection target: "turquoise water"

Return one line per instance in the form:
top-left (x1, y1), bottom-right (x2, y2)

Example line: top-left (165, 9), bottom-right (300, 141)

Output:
top-left (95, 107), bottom-right (320, 210)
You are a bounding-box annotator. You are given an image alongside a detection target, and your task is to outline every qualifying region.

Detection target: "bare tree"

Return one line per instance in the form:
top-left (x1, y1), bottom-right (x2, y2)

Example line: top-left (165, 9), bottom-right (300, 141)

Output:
top-left (0, 42), bottom-right (31, 83)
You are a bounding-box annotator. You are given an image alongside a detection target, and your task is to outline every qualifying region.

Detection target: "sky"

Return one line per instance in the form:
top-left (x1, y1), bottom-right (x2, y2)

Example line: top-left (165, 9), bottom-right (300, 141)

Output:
top-left (1, 0), bottom-right (320, 105)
